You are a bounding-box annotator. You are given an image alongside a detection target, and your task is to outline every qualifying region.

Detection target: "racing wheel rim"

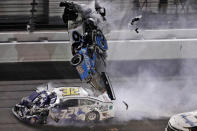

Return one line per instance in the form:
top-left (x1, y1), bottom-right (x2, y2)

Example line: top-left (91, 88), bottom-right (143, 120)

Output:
top-left (72, 31), bottom-right (82, 42)
top-left (94, 30), bottom-right (107, 50)
top-left (70, 54), bottom-right (83, 66)
top-left (86, 111), bottom-right (99, 122)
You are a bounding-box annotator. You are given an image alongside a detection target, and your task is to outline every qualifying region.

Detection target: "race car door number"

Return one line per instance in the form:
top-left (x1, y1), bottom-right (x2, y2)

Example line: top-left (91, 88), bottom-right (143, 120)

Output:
top-left (61, 88), bottom-right (79, 96)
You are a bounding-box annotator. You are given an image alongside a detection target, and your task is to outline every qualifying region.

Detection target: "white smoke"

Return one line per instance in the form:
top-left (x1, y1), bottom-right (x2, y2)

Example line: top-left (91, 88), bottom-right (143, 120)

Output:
top-left (93, 0), bottom-right (197, 121)
top-left (108, 60), bottom-right (197, 121)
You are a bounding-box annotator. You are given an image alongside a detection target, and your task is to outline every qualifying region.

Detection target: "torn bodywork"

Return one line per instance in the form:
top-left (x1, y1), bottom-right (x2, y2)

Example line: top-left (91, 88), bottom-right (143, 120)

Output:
top-left (12, 89), bottom-right (57, 124)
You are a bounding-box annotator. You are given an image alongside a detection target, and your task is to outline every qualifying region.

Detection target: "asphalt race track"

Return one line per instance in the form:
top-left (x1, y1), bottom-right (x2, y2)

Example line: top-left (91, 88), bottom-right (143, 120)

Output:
top-left (0, 80), bottom-right (168, 131)
top-left (2, 58), bottom-right (197, 130)
top-left (1, 59), bottom-right (197, 131)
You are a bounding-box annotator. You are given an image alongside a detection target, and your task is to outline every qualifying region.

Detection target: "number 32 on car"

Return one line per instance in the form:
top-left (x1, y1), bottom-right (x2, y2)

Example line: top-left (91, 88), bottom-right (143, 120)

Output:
top-left (60, 88), bottom-right (79, 96)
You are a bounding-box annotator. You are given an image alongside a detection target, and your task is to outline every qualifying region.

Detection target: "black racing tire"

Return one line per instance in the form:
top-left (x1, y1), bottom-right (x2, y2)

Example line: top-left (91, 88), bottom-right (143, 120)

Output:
top-left (39, 111), bottom-right (49, 124)
top-left (85, 111), bottom-right (100, 122)
top-left (70, 54), bottom-right (83, 67)
top-left (72, 31), bottom-right (82, 42)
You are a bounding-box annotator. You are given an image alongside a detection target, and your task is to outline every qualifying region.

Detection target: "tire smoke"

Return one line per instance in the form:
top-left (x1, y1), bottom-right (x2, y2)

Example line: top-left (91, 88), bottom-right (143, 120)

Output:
top-left (109, 60), bottom-right (197, 121)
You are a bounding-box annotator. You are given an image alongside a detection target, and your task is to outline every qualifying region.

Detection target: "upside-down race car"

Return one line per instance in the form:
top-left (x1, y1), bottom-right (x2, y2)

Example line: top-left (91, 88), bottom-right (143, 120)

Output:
top-left (60, 0), bottom-right (115, 100)
top-left (12, 83), bottom-right (114, 124)
top-left (70, 29), bottom-right (115, 100)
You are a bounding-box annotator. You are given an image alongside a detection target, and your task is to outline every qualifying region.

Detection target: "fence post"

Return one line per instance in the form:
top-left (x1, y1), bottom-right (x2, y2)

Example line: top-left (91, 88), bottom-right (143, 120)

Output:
top-left (28, 0), bottom-right (38, 32)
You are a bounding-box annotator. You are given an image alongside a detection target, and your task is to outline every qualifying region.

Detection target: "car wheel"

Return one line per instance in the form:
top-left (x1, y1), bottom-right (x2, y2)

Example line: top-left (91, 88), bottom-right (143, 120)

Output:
top-left (72, 31), bottom-right (82, 42)
top-left (94, 30), bottom-right (107, 50)
top-left (85, 111), bottom-right (99, 122)
top-left (70, 54), bottom-right (83, 66)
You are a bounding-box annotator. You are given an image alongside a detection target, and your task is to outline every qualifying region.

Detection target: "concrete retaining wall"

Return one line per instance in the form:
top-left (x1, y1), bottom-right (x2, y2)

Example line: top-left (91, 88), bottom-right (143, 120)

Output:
top-left (1, 29), bottom-right (197, 42)
top-left (0, 39), bottom-right (196, 63)
top-left (0, 29), bottom-right (197, 63)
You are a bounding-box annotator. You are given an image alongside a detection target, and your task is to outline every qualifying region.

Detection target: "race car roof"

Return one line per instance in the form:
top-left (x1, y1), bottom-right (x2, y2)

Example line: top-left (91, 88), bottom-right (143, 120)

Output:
top-left (53, 87), bottom-right (89, 98)
top-left (52, 87), bottom-right (111, 102)
top-left (36, 83), bottom-right (112, 103)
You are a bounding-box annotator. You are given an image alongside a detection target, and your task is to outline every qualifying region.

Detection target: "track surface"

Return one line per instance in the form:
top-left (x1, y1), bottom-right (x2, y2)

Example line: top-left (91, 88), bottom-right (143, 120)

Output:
top-left (0, 80), bottom-right (168, 131)
top-left (0, 59), bottom-right (196, 81)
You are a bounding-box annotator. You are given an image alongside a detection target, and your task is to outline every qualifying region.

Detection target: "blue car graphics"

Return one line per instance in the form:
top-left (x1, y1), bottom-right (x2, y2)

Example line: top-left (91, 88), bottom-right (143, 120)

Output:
top-left (70, 30), bottom-right (106, 81)
top-left (70, 30), bottom-right (115, 100)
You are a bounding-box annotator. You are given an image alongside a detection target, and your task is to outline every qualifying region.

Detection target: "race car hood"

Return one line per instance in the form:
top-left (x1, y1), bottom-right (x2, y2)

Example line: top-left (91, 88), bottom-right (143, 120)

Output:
top-left (169, 111), bottom-right (197, 130)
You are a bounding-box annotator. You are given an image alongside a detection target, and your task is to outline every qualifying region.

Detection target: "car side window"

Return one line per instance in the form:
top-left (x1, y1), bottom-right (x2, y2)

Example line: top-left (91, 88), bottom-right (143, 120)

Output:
top-left (80, 99), bottom-right (95, 106)
top-left (59, 99), bottom-right (78, 109)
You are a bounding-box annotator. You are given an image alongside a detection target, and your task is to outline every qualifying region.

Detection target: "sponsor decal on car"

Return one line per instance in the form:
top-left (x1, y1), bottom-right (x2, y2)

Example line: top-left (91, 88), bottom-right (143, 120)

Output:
top-left (87, 105), bottom-right (109, 112)
top-left (181, 114), bottom-right (195, 126)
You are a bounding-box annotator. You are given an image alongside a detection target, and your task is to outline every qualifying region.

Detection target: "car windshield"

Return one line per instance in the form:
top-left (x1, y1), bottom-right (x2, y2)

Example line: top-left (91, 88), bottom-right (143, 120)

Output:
top-left (80, 99), bottom-right (95, 106)
top-left (28, 91), bottom-right (40, 101)
top-left (59, 99), bottom-right (78, 109)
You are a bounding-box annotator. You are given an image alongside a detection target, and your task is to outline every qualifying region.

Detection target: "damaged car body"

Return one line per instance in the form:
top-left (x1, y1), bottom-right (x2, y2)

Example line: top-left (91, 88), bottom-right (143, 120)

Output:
top-left (12, 88), bottom-right (57, 124)
top-left (60, 0), bottom-right (116, 100)
top-left (12, 83), bottom-right (114, 124)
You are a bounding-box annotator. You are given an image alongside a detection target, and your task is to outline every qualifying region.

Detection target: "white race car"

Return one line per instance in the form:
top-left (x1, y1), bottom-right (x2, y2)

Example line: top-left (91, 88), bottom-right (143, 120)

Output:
top-left (12, 83), bottom-right (114, 124)
top-left (166, 111), bottom-right (197, 131)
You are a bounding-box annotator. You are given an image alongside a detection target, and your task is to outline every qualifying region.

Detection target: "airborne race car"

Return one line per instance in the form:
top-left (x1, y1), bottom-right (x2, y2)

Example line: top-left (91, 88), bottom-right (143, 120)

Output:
top-left (70, 29), bottom-right (115, 100)
top-left (60, 1), bottom-right (116, 101)
top-left (12, 83), bottom-right (114, 124)
top-left (166, 111), bottom-right (197, 131)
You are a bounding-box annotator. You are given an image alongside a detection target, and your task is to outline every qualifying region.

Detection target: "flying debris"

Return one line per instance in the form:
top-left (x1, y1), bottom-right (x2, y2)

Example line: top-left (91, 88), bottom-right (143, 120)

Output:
top-left (130, 15), bottom-right (142, 25)
top-left (60, 1), bottom-right (115, 100)
top-left (95, 0), bottom-right (106, 21)
top-left (122, 101), bottom-right (129, 110)
top-left (129, 15), bottom-right (142, 33)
